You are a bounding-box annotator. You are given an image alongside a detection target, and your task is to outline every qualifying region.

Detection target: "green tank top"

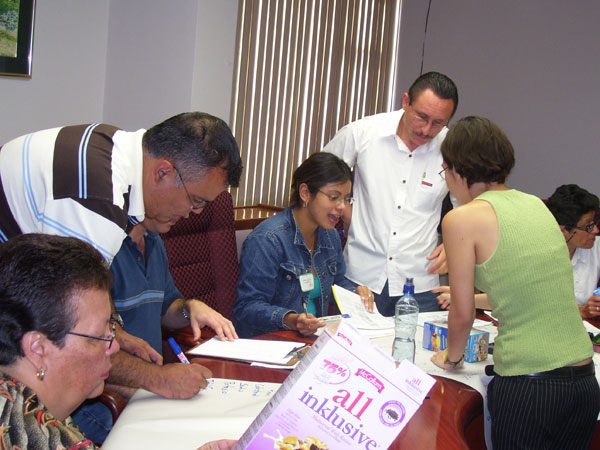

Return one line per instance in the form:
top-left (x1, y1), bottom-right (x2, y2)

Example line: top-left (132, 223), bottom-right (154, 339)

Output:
top-left (474, 190), bottom-right (592, 376)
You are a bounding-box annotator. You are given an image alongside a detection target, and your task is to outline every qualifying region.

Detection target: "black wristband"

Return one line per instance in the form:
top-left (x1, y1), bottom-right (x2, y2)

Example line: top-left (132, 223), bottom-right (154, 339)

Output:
top-left (181, 300), bottom-right (190, 321)
top-left (444, 354), bottom-right (464, 367)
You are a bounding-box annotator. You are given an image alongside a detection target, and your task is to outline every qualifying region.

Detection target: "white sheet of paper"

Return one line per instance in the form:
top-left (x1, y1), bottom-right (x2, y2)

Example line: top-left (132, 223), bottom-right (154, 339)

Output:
top-left (332, 284), bottom-right (394, 333)
top-left (102, 378), bottom-right (280, 450)
top-left (187, 337), bottom-right (305, 365)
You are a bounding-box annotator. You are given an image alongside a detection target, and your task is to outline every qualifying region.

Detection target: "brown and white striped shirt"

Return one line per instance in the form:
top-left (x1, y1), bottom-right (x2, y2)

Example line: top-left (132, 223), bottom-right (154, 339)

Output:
top-left (0, 123), bottom-right (145, 262)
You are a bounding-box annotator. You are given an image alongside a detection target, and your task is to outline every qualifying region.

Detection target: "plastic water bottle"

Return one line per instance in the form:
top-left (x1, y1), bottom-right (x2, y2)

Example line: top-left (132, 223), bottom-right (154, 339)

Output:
top-left (392, 278), bottom-right (419, 364)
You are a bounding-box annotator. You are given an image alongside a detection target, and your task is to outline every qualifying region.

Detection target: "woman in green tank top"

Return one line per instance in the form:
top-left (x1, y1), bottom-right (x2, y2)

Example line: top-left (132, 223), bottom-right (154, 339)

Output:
top-left (430, 116), bottom-right (599, 449)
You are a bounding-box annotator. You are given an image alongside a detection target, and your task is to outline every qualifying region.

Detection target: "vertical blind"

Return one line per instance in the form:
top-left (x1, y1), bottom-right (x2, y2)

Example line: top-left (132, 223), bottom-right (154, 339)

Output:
top-left (230, 0), bottom-right (402, 207)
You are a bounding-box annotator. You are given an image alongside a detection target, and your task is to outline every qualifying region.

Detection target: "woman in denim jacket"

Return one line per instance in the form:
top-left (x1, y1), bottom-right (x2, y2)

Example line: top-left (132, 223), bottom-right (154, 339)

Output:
top-left (234, 153), bottom-right (373, 338)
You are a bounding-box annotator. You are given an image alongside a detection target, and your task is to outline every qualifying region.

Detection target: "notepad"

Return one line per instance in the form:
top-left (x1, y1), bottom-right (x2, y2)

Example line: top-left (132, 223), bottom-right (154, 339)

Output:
top-left (187, 337), bottom-right (308, 366)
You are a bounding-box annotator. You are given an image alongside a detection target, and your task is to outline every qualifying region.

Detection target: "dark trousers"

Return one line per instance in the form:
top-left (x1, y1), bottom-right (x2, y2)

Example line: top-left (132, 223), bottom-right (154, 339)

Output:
top-left (487, 367), bottom-right (600, 449)
top-left (373, 280), bottom-right (440, 316)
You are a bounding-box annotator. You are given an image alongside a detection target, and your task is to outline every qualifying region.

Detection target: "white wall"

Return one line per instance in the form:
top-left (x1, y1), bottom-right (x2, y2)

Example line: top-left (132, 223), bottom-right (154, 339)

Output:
top-left (0, 0), bottom-right (238, 145)
top-left (103, 0), bottom-right (198, 130)
top-left (397, 0), bottom-right (600, 198)
top-left (0, 1), bottom-right (109, 143)
top-left (191, 0), bottom-right (238, 123)
top-left (103, 0), bottom-right (238, 130)
top-left (3, 1), bottom-right (596, 200)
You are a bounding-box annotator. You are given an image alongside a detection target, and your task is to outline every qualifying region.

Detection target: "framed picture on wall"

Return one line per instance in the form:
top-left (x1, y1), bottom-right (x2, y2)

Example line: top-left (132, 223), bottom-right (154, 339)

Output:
top-left (0, 0), bottom-right (36, 78)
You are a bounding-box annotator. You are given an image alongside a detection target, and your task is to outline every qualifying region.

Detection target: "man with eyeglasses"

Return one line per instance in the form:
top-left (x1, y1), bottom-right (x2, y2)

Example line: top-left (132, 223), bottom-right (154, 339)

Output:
top-left (0, 111), bottom-right (242, 444)
top-left (0, 111), bottom-right (242, 261)
top-left (323, 72), bottom-right (458, 316)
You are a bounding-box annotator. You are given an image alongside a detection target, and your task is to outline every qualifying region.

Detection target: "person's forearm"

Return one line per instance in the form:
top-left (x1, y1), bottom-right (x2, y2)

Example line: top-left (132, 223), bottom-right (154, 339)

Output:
top-left (161, 298), bottom-right (189, 329)
top-left (107, 350), bottom-right (163, 391)
top-left (446, 307), bottom-right (475, 362)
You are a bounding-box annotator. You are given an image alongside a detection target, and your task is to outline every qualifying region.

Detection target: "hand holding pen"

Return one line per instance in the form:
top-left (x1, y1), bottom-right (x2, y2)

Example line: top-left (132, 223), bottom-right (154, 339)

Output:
top-left (168, 337), bottom-right (190, 364)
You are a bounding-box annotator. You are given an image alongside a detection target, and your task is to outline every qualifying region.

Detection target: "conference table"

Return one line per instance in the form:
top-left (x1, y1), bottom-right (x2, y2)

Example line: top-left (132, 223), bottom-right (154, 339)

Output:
top-left (193, 330), bottom-right (486, 450)
top-left (107, 316), bottom-right (600, 450)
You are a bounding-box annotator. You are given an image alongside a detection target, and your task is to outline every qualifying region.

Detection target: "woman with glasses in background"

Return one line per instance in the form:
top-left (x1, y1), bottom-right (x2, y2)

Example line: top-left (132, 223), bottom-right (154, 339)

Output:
top-left (234, 152), bottom-right (373, 338)
top-left (436, 184), bottom-right (600, 321)
top-left (0, 234), bottom-right (235, 450)
top-left (546, 184), bottom-right (600, 319)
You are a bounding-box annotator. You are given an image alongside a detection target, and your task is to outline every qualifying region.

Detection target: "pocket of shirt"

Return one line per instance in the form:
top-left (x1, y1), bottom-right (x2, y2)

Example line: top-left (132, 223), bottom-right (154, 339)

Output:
top-left (412, 180), bottom-right (445, 211)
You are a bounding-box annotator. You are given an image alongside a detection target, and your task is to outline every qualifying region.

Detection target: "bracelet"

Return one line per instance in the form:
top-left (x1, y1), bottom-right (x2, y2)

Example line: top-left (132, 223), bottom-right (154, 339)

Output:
top-left (444, 354), bottom-right (464, 368)
top-left (181, 300), bottom-right (191, 321)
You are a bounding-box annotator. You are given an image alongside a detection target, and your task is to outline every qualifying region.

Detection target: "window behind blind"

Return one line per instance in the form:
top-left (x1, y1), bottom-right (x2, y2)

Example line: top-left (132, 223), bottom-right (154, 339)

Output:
top-left (230, 0), bottom-right (401, 207)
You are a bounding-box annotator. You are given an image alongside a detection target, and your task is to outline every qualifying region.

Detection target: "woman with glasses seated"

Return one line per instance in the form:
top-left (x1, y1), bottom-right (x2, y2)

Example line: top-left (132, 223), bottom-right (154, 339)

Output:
top-left (0, 234), bottom-right (235, 450)
top-left (546, 184), bottom-right (600, 319)
top-left (234, 152), bottom-right (373, 338)
top-left (430, 116), bottom-right (598, 449)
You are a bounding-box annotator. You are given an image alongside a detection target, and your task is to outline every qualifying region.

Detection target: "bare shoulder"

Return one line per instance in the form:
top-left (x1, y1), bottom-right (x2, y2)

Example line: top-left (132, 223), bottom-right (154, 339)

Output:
top-left (442, 201), bottom-right (496, 234)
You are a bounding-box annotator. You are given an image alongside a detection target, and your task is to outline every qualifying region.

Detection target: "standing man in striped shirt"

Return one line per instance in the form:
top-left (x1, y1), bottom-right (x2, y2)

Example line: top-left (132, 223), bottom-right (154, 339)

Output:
top-left (0, 111), bottom-right (242, 261)
top-left (0, 110), bottom-right (242, 380)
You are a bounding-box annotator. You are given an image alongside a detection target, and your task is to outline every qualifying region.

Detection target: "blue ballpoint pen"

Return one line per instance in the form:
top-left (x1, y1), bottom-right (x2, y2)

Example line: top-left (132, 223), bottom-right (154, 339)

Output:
top-left (168, 337), bottom-right (190, 364)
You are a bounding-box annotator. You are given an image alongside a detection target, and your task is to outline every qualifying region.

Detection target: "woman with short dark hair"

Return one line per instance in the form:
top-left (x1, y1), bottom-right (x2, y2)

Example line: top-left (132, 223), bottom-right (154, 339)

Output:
top-left (0, 234), bottom-right (235, 450)
top-left (546, 184), bottom-right (600, 318)
top-left (431, 116), bottom-right (599, 449)
top-left (234, 152), bottom-right (373, 338)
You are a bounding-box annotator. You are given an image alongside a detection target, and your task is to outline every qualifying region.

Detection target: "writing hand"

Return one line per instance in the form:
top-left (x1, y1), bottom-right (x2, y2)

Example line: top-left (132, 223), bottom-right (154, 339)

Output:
top-left (427, 243), bottom-right (448, 274)
top-left (152, 361), bottom-right (212, 399)
top-left (284, 312), bottom-right (325, 336)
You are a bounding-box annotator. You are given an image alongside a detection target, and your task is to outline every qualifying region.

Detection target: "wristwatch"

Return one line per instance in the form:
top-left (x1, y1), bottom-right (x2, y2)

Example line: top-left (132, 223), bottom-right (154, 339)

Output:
top-left (181, 300), bottom-right (191, 321)
top-left (444, 353), bottom-right (464, 368)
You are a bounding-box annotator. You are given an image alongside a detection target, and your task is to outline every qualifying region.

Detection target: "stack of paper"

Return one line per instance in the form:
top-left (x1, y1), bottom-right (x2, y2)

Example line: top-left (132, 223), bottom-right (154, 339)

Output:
top-left (188, 338), bottom-right (308, 366)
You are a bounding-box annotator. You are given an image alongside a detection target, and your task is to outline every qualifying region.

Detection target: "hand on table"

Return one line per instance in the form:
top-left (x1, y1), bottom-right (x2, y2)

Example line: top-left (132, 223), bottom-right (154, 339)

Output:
top-left (427, 243), bottom-right (448, 275)
top-left (432, 286), bottom-right (451, 310)
top-left (187, 299), bottom-right (238, 341)
top-left (115, 326), bottom-right (163, 365)
top-left (284, 312), bottom-right (325, 336)
top-left (197, 439), bottom-right (237, 450)
top-left (431, 349), bottom-right (464, 371)
top-left (355, 285), bottom-right (374, 312)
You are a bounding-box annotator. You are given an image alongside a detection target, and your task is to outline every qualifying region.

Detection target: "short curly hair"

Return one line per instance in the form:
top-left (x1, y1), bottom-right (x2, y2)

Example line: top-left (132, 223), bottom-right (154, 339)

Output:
top-left (0, 234), bottom-right (111, 365)
top-left (546, 184), bottom-right (599, 230)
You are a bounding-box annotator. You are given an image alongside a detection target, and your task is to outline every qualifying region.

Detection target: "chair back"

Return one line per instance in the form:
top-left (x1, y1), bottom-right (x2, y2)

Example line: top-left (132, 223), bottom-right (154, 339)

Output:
top-left (160, 191), bottom-right (238, 320)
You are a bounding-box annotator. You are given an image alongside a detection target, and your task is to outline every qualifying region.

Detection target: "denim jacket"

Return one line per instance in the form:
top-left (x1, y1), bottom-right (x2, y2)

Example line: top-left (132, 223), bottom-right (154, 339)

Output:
top-left (234, 207), bottom-right (354, 338)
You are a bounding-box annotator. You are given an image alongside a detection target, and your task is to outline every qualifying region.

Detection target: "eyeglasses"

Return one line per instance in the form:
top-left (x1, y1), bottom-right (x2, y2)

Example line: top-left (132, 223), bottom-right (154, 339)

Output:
top-left (173, 166), bottom-right (209, 211)
top-left (571, 221), bottom-right (600, 234)
top-left (409, 108), bottom-right (448, 132)
top-left (66, 315), bottom-right (118, 349)
top-left (438, 167), bottom-right (447, 180)
top-left (318, 190), bottom-right (354, 205)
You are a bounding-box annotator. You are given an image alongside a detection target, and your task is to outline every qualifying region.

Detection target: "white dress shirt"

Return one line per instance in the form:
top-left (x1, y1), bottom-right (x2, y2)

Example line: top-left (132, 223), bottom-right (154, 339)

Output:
top-left (324, 110), bottom-right (449, 295)
top-left (572, 239), bottom-right (600, 305)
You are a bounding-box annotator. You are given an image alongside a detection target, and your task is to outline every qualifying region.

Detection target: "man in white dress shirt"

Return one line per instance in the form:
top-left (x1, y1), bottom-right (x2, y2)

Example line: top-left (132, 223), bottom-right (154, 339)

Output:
top-left (324, 72), bottom-right (458, 315)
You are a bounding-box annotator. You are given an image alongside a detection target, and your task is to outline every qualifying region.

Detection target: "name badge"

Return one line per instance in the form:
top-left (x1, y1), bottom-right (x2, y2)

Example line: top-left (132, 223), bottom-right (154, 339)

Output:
top-left (298, 272), bottom-right (314, 292)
